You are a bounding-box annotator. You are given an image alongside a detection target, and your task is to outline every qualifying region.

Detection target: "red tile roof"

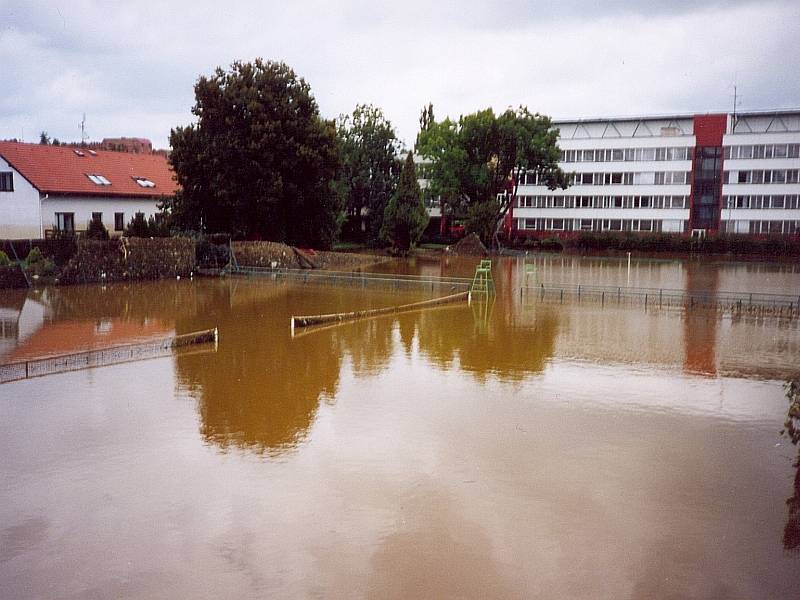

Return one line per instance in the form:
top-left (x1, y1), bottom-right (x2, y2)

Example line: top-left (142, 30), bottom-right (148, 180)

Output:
top-left (0, 141), bottom-right (178, 198)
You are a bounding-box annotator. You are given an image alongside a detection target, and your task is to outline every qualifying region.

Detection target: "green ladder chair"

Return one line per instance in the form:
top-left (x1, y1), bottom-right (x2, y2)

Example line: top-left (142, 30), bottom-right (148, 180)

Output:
top-left (470, 259), bottom-right (495, 296)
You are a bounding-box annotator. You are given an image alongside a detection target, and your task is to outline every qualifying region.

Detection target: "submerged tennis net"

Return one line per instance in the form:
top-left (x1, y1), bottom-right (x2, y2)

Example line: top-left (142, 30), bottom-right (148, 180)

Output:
top-left (0, 328), bottom-right (217, 384)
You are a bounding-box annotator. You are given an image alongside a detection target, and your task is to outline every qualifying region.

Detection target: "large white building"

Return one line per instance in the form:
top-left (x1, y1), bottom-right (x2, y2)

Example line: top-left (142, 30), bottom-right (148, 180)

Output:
top-left (0, 142), bottom-right (176, 239)
top-left (506, 110), bottom-right (800, 237)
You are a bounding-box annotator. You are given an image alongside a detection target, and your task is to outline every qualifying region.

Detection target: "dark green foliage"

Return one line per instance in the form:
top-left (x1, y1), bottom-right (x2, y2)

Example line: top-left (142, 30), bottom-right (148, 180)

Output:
top-left (24, 247), bottom-right (43, 265)
top-left (167, 59), bottom-right (341, 248)
top-left (39, 131), bottom-right (50, 145)
top-left (196, 238), bottom-right (231, 268)
top-left (560, 232), bottom-right (800, 255)
top-left (0, 250), bottom-right (10, 266)
top-left (416, 106), bottom-right (567, 247)
top-left (125, 213), bottom-right (151, 238)
top-left (23, 247), bottom-right (56, 276)
top-left (122, 213), bottom-right (170, 238)
top-left (336, 104), bottom-right (402, 245)
top-left (380, 153), bottom-right (428, 254)
top-left (86, 217), bottom-right (110, 240)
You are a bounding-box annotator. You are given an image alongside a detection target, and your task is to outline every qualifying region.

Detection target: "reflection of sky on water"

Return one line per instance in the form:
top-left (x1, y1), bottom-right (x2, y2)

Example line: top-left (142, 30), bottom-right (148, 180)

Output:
top-left (1, 257), bottom-right (800, 598)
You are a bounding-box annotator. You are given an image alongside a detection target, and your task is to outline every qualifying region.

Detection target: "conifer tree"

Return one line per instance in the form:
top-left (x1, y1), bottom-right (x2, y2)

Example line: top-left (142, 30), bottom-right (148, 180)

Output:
top-left (381, 153), bottom-right (428, 254)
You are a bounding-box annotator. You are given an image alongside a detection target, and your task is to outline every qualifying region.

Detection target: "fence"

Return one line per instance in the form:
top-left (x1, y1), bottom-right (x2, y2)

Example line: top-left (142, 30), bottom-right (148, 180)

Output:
top-left (229, 265), bottom-right (473, 293)
top-left (0, 328), bottom-right (217, 384)
top-left (519, 283), bottom-right (800, 318)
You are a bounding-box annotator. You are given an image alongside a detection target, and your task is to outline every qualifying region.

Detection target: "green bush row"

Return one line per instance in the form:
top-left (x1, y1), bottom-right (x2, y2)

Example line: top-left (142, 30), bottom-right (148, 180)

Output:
top-left (512, 233), bottom-right (800, 255)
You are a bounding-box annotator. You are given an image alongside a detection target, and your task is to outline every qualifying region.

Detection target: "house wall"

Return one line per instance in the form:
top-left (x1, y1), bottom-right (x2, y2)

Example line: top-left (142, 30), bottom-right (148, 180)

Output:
top-left (0, 156), bottom-right (43, 238)
top-left (41, 196), bottom-right (161, 236)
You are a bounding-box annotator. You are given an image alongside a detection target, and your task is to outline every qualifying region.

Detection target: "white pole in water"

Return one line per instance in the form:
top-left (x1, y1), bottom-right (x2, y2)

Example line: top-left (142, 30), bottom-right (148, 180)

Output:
top-left (627, 252), bottom-right (631, 286)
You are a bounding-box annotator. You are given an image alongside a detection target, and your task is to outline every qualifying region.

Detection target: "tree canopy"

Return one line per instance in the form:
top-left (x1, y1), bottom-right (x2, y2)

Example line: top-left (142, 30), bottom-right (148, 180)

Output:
top-left (380, 153), bottom-right (428, 254)
top-left (167, 59), bottom-right (341, 248)
top-left (416, 106), bottom-right (568, 245)
top-left (336, 104), bottom-right (402, 245)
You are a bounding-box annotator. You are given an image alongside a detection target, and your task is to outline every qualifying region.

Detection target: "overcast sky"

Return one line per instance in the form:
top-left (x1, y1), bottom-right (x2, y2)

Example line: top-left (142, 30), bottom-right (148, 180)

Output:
top-left (1, 0), bottom-right (798, 149)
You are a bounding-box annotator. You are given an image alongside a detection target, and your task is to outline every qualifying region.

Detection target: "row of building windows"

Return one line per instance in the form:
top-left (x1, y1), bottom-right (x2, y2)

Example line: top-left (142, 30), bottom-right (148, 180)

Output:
top-left (723, 169), bottom-right (800, 184)
top-left (516, 195), bottom-right (689, 209)
top-left (557, 171), bottom-right (690, 186)
top-left (517, 218), bottom-right (800, 235)
top-left (559, 147), bottom-right (692, 163)
top-left (54, 212), bottom-right (141, 232)
top-left (724, 144), bottom-right (800, 160)
top-left (724, 195), bottom-right (800, 210)
top-left (518, 218), bottom-right (672, 232)
top-left (722, 221), bottom-right (800, 235)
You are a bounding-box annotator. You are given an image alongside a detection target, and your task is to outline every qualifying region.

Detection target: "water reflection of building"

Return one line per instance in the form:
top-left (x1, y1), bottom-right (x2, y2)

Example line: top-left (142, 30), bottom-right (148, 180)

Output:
top-left (0, 291), bottom-right (48, 362)
top-left (682, 261), bottom-right (719, 376)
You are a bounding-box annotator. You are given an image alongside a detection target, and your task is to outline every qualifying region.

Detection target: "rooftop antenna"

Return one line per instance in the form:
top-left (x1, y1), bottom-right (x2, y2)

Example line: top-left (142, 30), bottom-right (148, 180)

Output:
top-left (79, 113), bottom-right (88, 145)
top-left (731, 79), bottom-right (742, 134)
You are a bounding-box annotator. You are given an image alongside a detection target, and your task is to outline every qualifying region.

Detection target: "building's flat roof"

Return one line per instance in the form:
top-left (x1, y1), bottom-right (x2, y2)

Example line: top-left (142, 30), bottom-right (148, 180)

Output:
top-left (553, 108), bottom-right (800, 125)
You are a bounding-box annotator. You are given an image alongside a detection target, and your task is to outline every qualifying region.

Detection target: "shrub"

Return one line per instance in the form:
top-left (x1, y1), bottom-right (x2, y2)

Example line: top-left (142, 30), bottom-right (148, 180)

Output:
top-left (125, 213), bottom-right (151, 237)
top-left (0, 250), bottom-right (10, 266)
top-left (24, 247), bottom-right (44, 265)
top-left (86, 217), bottom-right (110, 240)
top-left (195, 238), bottom-right (231, 268)
top-left (23, 247), bottom-right (56, 276)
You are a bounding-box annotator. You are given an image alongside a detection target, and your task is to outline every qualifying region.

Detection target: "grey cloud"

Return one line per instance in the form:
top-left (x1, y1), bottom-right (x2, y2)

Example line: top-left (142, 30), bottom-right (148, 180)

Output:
top-left (0, 0), bottom-right (798, 148)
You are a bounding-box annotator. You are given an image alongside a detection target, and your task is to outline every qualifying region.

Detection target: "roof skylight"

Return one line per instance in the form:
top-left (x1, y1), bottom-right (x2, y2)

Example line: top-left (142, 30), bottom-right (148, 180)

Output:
top-left (74, 150), bottom-right (85, 157)
top-left (133, 177), bottom-right (156, 188)
top-left (87, 174), bottom-right (111, 185)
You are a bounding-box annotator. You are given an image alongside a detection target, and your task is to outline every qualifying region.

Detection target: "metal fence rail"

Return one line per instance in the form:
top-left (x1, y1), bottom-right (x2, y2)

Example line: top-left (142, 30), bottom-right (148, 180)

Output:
top-left (520, 283), bottom-right (800, 317)
top-left (229, 266), bottom-right (473, 291)
top-left (0, 328), bottom-right (217, 384)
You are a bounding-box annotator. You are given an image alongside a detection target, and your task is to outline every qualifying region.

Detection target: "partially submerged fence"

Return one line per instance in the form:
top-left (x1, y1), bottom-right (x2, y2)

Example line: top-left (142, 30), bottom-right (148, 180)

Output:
top-left (229, 265), bottom-right (473, 293)
top-left (0, 328), bottom-right (218, 384)
top-left (520, 283), bottom-right (800, 318)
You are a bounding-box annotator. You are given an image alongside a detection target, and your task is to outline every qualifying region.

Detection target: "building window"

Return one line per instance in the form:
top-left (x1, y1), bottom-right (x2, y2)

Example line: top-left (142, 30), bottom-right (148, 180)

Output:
top-left (55, 212), bottom-right (75, 232)
top-left (92, 212), bottom-right (103, 224)
top-left (0, 172), bottom-right (13, 191)
top-left (87, 174), bottom-right (111, 185)
top-left (115, 213), bottom-right (125, 231)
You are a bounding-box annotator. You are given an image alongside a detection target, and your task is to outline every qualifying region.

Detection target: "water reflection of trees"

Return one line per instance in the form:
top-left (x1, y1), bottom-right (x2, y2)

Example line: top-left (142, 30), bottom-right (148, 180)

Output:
top-left (171, 280), bottom-right (559, 455)
top-left (783, 379), bottom-right (800, 551)
top-left (412, 301), bottom-right (559, 382)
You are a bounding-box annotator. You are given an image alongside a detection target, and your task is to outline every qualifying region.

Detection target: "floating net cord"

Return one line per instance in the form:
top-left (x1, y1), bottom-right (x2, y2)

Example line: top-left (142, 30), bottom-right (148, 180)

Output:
top-left (0, 328), bottom-right (217, 384)
top-left (291, 290), bottom-right (470, 336)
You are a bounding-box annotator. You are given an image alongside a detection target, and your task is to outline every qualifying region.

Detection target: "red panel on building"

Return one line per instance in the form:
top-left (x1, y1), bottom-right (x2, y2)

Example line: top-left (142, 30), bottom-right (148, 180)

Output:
top-left (693, 114), bottom-right (727, 145)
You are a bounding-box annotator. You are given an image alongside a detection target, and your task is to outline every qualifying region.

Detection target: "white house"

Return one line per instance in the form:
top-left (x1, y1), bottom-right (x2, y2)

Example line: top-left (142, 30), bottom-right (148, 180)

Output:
top-left (0, 142), bottom-right (177, 239)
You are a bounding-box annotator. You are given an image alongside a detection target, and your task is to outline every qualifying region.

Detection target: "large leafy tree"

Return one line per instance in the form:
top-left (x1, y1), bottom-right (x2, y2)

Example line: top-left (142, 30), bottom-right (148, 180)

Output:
top-left (336, 104), bottom-right (402, 245)
top-left (416, 106), bottom-right (568, 246)
top-left (167, 59), bottom-right (341, 248)
top-left (381, 153), bottom-right (428, 254)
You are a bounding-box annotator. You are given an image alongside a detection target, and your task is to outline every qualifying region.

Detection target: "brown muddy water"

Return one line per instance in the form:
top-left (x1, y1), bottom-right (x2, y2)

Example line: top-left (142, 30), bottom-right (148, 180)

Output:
top-left (1, 255), bottom-right (800, 599)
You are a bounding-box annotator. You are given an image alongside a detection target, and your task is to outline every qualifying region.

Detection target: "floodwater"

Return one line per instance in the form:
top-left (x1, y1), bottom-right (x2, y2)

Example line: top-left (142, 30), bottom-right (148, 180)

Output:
top-left (1, 254), bottom-right (800, 599)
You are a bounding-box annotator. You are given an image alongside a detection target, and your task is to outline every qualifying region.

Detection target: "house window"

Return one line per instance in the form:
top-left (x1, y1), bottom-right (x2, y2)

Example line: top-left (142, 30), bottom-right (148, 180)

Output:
top-left (0, 172), bottom-right (13, 191)
top-left (87, 174), bottom-right (111, 185)
top-left (55, 212), bottom-right (75, 232)
top-left (115, 212), bottom-right (125, 231)
top-left (92, 212), bottom-right (103, 224)
top-left (133, 177), bottom-right (156, 188)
